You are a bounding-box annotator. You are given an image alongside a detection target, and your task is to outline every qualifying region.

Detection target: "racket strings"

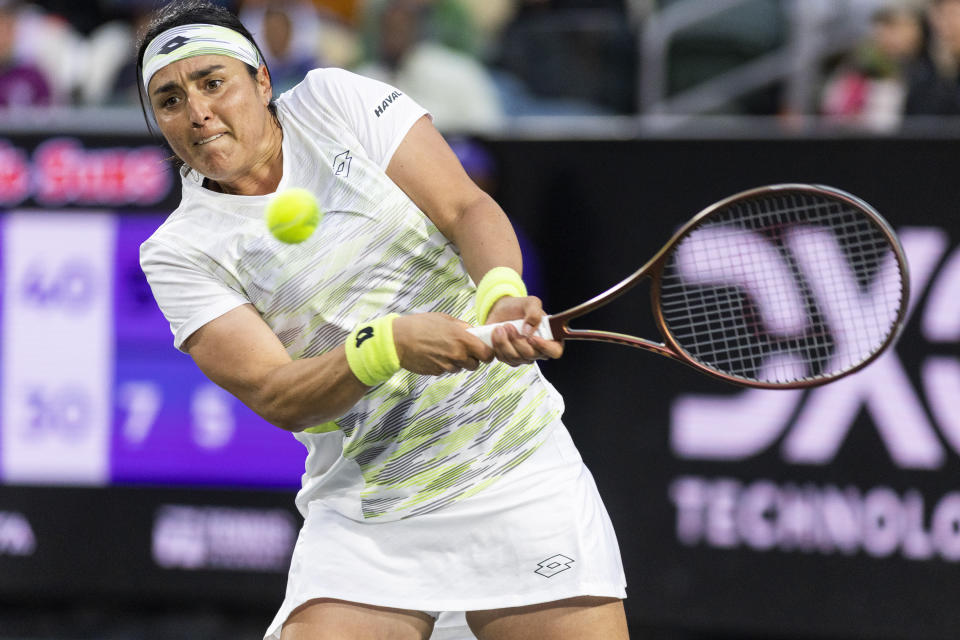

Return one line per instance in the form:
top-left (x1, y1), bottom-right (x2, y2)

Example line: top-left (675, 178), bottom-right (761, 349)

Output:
top-left (671, 199), bottom-right (898, 379)
top-left (659, 191), bottom-right (905, 384)
top-left (663, 195), bottom-right (829, 376)
top-left (664, 222), bottom-right (887, 378)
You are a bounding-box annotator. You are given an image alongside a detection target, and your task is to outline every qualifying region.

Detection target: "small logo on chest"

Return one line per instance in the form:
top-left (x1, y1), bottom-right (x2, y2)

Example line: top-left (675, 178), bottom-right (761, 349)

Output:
top-left (333, 150), bottom-right (352, 178)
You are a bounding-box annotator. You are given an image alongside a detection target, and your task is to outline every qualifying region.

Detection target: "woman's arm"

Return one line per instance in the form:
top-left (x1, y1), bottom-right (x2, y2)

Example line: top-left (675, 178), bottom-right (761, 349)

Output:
top-left (385, 116), bottom-right (520, 280)
top-left (385, 116), bottom-right (562, 363)
top-left (184, 304), bottom-right (493, 432)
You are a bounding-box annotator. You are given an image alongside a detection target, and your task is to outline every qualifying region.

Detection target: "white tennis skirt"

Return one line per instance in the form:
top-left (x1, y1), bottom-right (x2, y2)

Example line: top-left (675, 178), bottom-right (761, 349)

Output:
top-left (264, 422), bottom-right (627, 640)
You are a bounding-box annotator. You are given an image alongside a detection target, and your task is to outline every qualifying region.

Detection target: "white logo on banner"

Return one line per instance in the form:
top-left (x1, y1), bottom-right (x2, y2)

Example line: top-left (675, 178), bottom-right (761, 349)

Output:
top-left (152, 505), bottom-right (296, 571)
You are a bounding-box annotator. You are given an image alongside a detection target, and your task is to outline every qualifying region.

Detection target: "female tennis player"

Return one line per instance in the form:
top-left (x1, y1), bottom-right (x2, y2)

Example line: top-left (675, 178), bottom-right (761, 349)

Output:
top-left (136, 2), bottom-right (627, 638)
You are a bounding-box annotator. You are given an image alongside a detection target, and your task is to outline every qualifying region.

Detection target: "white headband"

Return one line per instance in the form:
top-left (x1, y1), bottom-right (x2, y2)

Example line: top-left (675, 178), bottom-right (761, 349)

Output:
top-left (142, 23), bottom-right (261, 91)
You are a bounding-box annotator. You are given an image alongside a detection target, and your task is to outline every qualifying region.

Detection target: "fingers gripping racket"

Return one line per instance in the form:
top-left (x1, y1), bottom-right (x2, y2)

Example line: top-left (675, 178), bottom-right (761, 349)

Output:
top-left (469, 184), bottom-right (909, 389)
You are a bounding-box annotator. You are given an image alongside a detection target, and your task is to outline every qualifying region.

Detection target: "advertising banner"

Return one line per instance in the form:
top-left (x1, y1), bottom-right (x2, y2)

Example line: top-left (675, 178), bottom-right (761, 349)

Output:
top-left (492, 138), bottom-right (960, 640)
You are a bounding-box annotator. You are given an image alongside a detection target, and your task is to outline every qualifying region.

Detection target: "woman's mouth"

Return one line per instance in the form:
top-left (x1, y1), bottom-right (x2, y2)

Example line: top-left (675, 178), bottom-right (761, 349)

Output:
top-left (195, 133), bottom-right (225, 146)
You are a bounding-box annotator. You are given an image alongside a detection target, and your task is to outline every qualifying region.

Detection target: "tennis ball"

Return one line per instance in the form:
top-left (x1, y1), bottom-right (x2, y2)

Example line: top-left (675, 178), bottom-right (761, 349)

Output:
top-left (265, 188), bottom-right (321, 243)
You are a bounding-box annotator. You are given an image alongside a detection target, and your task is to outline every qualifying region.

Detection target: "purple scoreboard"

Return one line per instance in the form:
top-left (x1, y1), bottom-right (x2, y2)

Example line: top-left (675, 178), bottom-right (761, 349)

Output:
top-left (0, 135), bottom-right (306, 490)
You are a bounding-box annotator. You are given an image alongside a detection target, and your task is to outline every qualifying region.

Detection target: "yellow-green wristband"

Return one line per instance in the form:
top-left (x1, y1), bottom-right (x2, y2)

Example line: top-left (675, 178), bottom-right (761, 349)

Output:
top-left (475, 267), bottom-right (527, 324)
top-left (345, 314), bottom-right (401, 386)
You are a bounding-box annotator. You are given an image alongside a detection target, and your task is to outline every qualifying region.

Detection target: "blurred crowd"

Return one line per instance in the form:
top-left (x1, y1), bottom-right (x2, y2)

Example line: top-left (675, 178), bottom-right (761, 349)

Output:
top-left (1, 0), bottom-right (960, 132)
top-left (0, 0), bottom-right (637, 132)
top-left (819, 0), bottom-right (960, 129)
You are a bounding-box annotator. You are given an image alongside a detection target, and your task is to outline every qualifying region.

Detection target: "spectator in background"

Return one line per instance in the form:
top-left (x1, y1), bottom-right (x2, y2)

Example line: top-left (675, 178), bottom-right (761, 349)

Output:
top-left (453, 0), bottom-right (517, 58)
top-left (905, 0), bottom-right (960, 114)
top-left (80, 15), bottom-right (139, 105)
top-left (102, 6), bottom-right (155, 105)
top-left (354, 0), bottom-right (504, 133)
top-left (243, 0), bottom-right (360, 25)
top-left (260, 3), bottom-right (317, 93)
top-left (309, 0), bottom-right (362, 25)
top-left (0, 1), bottom-right (50, 107)
top-left (820, 1), bottom-right (925, 131)
top-left (240, 0), bottom-right (360, 70)
top-left (494, 0), bottom-right (635, 114)
top-left (362, 0), bottom-right (485, 58)
top-left (0, 0), bottom-right (83, 107)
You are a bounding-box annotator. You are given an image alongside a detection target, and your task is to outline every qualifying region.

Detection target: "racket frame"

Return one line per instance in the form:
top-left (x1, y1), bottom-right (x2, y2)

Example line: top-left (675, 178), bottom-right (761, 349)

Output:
top-left (546, 183), bottom-right (910, 389)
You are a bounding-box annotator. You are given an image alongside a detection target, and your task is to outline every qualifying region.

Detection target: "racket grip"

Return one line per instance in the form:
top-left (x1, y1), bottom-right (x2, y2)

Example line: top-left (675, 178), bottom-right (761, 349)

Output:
top-left (467, 317), bottom-right (554, 347)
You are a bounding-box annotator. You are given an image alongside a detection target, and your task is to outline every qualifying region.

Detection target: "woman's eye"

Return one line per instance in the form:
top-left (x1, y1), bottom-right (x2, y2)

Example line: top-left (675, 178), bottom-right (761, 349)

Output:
top-left (161, 95), bottom-right (179, 108)
top-left (207, 79), bottom-right (223, 90)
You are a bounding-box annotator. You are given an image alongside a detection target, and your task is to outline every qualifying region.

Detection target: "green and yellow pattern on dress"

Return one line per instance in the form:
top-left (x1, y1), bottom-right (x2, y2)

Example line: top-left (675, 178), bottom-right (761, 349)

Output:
top-left (206, 150), bottom-right (560, 521)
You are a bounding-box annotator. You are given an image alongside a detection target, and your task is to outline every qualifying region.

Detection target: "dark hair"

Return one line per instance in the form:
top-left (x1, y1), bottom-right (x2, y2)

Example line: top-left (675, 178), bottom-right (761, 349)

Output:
top-left (135, 0), bottom-right (279, 168)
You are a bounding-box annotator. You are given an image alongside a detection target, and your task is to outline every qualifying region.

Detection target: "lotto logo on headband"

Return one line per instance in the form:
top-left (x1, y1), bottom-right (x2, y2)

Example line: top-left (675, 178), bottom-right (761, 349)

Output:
top-left (141, 23), bottom-right (261, 89)
top-left (158, 36), bottom-right (191, 55)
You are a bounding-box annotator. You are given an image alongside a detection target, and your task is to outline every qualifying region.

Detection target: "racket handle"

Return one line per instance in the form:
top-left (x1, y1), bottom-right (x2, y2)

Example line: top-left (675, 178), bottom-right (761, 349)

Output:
top-left (467, 317), bottom-right (554, 347)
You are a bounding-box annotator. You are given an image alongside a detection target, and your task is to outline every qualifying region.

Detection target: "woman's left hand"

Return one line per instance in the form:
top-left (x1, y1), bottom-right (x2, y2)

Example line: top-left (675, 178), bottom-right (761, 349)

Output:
top-left (484, 295), bottom-right (564, 366)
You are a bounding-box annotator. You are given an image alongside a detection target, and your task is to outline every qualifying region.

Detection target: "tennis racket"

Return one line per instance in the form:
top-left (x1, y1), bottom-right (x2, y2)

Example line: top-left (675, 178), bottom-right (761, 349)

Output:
top-left (468, 184), bottom-right (909, 389)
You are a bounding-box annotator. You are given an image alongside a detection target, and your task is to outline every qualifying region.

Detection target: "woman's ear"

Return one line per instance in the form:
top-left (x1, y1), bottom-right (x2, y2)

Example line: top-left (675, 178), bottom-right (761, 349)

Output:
top-left (257, 63), bottom-right (273, 105)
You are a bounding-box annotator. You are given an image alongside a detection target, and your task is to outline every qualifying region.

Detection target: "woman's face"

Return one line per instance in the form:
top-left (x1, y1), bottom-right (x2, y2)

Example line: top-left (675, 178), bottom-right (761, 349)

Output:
top-left (932, 0), bottom-right (960, 56)
top-left (148, 54), bottom-right (276, 187)
top-left (874, 13), bottom-right (922, 61)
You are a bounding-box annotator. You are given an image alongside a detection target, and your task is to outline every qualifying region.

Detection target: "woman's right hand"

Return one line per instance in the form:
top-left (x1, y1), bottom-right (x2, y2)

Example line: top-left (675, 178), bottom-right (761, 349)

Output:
top-left (393, 313), bottom-right (495, 376)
